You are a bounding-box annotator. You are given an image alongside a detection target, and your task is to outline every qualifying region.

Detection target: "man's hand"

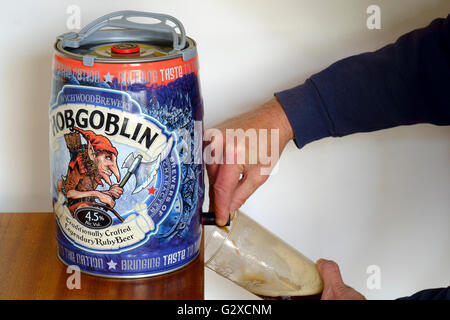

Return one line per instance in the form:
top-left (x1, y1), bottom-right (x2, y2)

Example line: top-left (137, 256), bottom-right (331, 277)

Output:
top-left (205, 97), bottom-right (293, 225)
top-left (317, 259), bottom-right (366, 300)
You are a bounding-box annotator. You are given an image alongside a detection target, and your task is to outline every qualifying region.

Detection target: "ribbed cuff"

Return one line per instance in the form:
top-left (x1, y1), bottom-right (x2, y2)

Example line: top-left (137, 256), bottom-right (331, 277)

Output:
top-left (275, 79), bottom-right (332, 149)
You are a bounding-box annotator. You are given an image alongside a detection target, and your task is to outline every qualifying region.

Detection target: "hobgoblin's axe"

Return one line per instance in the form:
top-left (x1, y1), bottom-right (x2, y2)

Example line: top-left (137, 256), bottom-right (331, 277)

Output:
top-left (117, 135), bottom-right (175, 196)
top-left (114, 152), bottom-right (161, 197)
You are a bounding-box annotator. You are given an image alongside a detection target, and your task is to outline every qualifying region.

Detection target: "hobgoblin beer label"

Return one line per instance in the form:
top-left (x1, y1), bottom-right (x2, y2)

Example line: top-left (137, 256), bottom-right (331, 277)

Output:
top-left (51, 85), bottom-right (179, 252)
top-left (50, 52), bottom-right (204, 277)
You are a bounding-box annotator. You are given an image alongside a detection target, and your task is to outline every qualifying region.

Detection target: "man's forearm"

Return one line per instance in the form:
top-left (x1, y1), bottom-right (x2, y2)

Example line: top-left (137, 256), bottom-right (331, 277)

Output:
top-left (275, 14), bottom-right (450, 149)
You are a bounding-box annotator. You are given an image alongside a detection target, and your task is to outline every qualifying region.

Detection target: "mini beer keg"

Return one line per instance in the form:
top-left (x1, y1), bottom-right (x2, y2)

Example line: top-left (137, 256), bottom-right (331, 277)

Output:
top-left (49, 11), bottom-right (203, 277)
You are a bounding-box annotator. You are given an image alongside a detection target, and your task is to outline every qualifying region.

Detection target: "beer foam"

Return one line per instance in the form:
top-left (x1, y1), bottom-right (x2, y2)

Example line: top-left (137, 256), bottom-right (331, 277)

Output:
top-left (232, 229), bottom-right (323, 297)
top-left (237, 252), bottom-right (323, 297)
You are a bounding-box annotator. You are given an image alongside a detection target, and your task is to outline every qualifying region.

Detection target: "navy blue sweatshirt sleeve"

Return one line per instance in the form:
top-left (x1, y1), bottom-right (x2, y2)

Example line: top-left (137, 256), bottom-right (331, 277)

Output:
top-left (275, 14), bottom-right (450, 149)
top-left (397, 286), bottom-right (450, 300)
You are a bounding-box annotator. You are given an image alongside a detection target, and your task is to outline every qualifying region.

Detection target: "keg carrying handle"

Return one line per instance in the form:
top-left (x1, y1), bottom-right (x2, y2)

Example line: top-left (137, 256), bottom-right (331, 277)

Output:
top-left (58, 10), bottom-right (187, 51)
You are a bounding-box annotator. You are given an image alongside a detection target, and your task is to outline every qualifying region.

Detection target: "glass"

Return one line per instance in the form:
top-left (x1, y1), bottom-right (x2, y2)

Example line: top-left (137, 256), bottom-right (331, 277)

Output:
top-left (204, 210), bottom-right (323, 299)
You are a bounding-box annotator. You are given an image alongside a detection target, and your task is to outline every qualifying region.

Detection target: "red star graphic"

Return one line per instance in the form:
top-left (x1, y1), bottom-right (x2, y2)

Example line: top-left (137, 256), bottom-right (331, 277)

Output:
top-left (148, 186), bottom-right (157, 195)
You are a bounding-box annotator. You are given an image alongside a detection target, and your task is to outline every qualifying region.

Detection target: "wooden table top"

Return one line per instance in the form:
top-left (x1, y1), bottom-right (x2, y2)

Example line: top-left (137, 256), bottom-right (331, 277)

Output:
top-left (0, 212), bottom-right (204, 300)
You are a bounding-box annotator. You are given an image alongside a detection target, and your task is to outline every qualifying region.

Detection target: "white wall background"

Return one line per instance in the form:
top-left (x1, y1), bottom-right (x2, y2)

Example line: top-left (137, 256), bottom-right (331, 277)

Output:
top-left (0, 0), bottom-right (449, 300)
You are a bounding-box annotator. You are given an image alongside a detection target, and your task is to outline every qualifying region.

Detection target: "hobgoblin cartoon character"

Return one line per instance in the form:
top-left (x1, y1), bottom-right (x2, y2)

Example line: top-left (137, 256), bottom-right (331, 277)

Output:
top-left (60, 127), bottom-right (123, 215)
